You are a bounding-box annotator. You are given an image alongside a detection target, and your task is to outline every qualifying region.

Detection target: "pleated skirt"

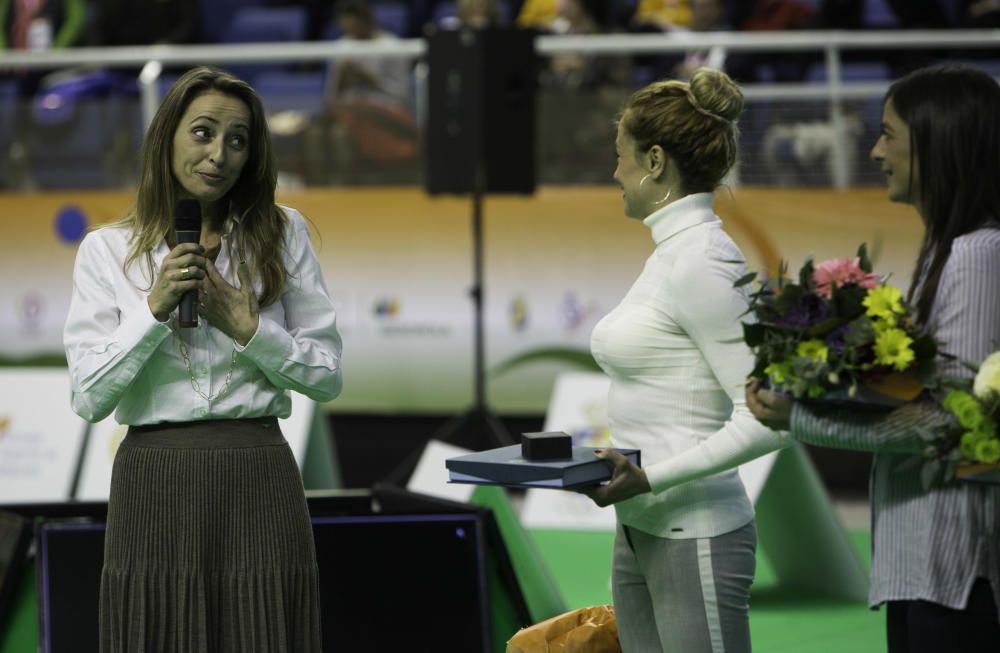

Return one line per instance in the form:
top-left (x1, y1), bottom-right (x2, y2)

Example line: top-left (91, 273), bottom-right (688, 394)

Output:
top-left (100, 417), bottom-right (322, 653)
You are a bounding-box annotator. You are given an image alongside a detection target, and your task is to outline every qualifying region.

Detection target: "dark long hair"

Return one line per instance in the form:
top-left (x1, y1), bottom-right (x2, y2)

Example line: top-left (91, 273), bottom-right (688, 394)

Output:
top-left (887, 65), bottom-right (1000, 323)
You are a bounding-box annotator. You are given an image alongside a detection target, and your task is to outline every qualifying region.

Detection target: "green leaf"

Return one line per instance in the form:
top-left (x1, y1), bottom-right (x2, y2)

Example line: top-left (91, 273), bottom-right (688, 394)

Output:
top-left (943, 460), bottom-right (957, 484)
top-left (774, 284), bottom-right (805, 314)
top-left (798, 256), bottom-right (815, 289)
top-left (743, 322), bottom-right (766, 348)
top-left (804, 315), bottom-right (850, 339)
top-left (832, 284), bottom-right (868, 320)
top-left (734, 271), bottom-right (758, 288)
top-left (844, 317), bottom-right (875, 347)
top-left (857, 243), bottom-right (873, 273)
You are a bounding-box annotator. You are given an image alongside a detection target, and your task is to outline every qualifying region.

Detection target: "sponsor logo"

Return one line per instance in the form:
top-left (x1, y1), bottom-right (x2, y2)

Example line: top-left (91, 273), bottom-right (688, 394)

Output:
top-left (560, 292), bottom-right (598, 331)
top-left (54, 205), bottom-right (88, 244)
top-left (18, 292), bottom-right (45, 334)
top-left (509, 296), bottom-right (529, 331)
top-left (373, 297), bottom-right (400, 319)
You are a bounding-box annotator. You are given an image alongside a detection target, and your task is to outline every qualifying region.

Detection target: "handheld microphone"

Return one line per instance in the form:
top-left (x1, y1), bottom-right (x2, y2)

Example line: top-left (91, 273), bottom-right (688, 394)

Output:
top-left (174, 199), bottom-right (202, 328)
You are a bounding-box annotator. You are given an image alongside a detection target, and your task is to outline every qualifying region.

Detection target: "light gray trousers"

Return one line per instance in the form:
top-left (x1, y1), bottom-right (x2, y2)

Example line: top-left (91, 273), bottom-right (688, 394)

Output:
top-left (612, 519), bottom-right (757, 653)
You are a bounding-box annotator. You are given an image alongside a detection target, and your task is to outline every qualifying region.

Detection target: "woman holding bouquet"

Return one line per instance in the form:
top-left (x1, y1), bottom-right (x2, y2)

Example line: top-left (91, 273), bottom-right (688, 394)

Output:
top-left (584, 68), bottom-right (787, 653)
top-left (747, 65), bottom-right (1000, 653)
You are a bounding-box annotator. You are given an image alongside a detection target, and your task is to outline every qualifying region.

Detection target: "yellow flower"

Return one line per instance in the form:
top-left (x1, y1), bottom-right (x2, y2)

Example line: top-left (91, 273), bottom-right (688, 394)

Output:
top-left (973, 350), bottom-right (1000, 400)
top-left (863, 285), bottom-right (904, 320)
top-left (765, 361), bottom-right (793, 385)
top-left (872, 314), bottom-right (898, 332)
top-left (873, 327), bottom-right (914, 371)
top-left (973, 438), bottom-right (1000, 465)
top-left (796, 339), bottom-right (829, 363)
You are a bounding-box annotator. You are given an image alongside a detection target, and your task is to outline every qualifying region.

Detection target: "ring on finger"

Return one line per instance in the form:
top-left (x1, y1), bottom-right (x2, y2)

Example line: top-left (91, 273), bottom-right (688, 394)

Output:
top-left (180, 267), bottom-right (192, 281)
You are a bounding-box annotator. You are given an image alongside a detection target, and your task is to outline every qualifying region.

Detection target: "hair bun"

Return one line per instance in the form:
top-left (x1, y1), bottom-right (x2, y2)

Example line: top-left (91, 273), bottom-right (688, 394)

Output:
top-left (688, 68), bottom-right (744, 124)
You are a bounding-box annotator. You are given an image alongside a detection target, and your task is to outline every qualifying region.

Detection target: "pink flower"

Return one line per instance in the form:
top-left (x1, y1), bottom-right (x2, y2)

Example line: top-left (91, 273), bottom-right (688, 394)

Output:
top-left (812, 257), bottom-right (880, 299)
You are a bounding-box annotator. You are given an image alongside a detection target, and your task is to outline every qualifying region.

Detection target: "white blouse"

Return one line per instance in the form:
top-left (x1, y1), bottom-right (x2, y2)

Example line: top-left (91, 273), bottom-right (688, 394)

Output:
top-left (591, 193), bottom-right (786, 539)
top-left (64, 206), bottom-right (343, 426)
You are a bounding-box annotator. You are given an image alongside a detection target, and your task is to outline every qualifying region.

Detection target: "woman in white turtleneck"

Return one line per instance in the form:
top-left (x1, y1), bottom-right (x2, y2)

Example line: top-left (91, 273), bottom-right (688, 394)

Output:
top-left (584, 68), bottom-right (786, 653)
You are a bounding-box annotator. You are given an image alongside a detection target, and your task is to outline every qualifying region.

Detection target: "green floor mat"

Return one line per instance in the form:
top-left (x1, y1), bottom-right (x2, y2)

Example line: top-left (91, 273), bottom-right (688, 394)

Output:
top-left (528, 528), bottom-right (885, 653)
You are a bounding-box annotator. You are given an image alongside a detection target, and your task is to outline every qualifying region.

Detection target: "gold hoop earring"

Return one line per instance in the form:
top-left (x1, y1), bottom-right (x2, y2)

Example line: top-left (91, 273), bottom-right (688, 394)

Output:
top-left (639, 174), bottom-right (671, 205)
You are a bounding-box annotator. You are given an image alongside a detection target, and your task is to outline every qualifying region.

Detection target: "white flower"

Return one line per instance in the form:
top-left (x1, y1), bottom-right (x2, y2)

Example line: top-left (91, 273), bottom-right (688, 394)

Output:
top-left (973, 351), bottom-right (1000, 400)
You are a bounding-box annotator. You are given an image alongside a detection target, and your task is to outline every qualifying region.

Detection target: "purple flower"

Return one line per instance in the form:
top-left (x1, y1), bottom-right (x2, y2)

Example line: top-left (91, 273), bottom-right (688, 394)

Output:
top-left (776, 294), bottom-right (829, 329)
top-left (824, 324), bottom-right (850, 355)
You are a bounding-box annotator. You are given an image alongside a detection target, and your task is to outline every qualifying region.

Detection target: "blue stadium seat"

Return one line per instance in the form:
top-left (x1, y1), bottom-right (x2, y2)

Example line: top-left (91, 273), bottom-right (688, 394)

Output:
top-left (254, 71), bottom-right (327, 116)
top-left (220, 6), bottom-right (308, 83)
top-left (25, 71), bottom-right (134, 189)
top-left (221, 6), bottom-right (308, 44)
top-left (431, 0), bottom-right (512, 27)
top-left (199, 0), bottom-right (268, 44)
top-left (373, 2), bottom-right (411, 37)
top-left (863, 0), bottom-right (900, 29)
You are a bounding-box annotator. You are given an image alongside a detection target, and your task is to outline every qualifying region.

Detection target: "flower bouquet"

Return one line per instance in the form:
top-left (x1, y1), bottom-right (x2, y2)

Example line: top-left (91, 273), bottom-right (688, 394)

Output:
top-left (737, 244), bottom-right (937, 406)
top-left (916, 350), bottom-right (1000, 486)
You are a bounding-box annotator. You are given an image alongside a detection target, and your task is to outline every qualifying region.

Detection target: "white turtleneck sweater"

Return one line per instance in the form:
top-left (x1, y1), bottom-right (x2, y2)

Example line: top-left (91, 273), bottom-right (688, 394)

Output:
top-left (590, 192), bottom-right (787, 539)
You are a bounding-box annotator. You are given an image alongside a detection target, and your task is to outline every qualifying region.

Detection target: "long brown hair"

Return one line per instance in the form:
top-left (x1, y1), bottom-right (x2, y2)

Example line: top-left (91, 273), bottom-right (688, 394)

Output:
top-left (887, 65), bottom-right (1000, 324)
top-left (108, 66), bottom-right (287, 307)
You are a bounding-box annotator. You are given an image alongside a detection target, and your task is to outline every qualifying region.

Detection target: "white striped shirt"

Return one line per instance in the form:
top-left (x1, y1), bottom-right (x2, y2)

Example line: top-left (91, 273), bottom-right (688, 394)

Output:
top-left (791, 226), bottom-right (1000, 617)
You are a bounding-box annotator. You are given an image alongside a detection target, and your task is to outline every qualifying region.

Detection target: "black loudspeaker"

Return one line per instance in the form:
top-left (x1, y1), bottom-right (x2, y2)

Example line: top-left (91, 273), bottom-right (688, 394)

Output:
top-left (425, 28), bottom-right (537, 194)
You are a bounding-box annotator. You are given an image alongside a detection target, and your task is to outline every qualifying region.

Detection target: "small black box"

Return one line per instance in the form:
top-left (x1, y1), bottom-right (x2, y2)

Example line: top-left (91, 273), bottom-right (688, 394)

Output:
top-left (521, 432), bottom-right (572, 461)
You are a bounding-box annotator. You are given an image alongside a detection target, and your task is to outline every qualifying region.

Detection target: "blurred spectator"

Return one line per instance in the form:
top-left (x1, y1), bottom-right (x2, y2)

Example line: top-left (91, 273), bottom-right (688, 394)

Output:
top-left (673, 0), bottom-right (732, 79)
top-left (543, 0), bottom-right (612, 88)
top-left (457, 0), bottom-right (503, 28)
top-left (97, 0), bottom-right (198, 46)
top-left (632, 0), bottom-right (693, 31)
top-left (0, 0), bottom-right (84, 53)
top-left (328, 0), bottom-right (411, 105)
top-left (961, 0), bottom-right (1000, 27)
top-left (726, 0), bottom-right (817, 83)
top-left (740, 0), bottom-right (815, 31)
top-left (515, 0), bottom-right (558, 29)
top-left (1, 0), bottom-right (87, 189)
top-left (324, 0), bottom-right (418, 179)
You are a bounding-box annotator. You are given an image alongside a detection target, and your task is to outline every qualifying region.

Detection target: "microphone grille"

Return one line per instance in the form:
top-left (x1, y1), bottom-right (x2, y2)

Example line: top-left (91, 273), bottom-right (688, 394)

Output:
top-left (174, 199), bottom-right (202, 231)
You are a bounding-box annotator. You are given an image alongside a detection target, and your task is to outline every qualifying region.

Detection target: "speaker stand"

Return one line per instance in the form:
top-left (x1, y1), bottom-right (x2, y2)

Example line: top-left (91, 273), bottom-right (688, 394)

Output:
top-left (434, 177), bottom-right (514, 450)
top-left (380, 180), bottom-right (513, 488)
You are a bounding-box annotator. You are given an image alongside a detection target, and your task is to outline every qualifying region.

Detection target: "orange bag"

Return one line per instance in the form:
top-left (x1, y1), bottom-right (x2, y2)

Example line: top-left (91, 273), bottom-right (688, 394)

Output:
top-left (506, 605), bottom-right (621, 653)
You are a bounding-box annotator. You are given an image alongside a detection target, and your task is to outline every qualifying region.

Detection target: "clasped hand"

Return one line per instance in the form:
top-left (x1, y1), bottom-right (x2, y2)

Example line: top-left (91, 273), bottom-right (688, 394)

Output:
top-left (745, 379), bottom-right (792, 431)
top-left (147, 243), bottom-right (259, 345)
top-left (583, 449), bottom-right (651, 507)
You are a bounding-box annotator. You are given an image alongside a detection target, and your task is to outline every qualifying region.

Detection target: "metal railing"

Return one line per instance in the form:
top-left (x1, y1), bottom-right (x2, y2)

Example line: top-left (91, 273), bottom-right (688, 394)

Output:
top-left (2, 29), bottom-right (999, 188)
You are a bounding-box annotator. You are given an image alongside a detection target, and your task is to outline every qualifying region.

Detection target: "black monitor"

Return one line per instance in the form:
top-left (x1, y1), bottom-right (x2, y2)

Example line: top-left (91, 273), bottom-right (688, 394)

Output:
top-left (36, 510), bottom-right (493, 653)
top-left (0, 510), bottom-right (32, 634)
